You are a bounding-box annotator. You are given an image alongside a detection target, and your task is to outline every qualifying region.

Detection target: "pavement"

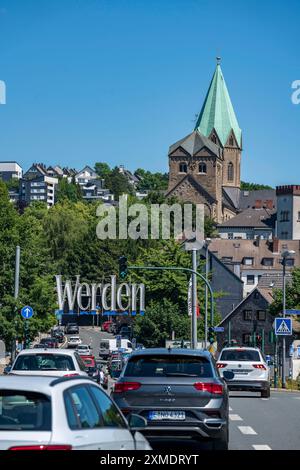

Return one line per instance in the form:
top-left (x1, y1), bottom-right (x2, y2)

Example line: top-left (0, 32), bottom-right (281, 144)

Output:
top-left (78, 326), bottom-right (300, 451)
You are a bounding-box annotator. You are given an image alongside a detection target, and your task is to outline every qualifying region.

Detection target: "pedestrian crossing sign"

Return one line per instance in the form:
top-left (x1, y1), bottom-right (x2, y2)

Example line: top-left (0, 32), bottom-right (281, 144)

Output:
top-left (275, 317), bottom-right (292, 336)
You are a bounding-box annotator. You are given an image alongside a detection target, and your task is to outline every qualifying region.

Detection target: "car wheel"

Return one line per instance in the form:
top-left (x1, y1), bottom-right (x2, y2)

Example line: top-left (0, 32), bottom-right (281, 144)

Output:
top-left (261, 387), bottom-right (270, 398)
top-left (212, 429), bottom-right (229, 450)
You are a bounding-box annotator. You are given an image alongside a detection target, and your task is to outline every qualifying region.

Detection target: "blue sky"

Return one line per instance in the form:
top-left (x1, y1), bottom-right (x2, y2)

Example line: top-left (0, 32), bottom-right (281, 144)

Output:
top-left (0, 0), bottom-right (299, 186)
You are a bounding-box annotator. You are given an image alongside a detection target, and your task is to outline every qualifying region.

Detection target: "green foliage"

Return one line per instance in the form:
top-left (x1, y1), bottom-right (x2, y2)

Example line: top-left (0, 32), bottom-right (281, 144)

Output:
top-left (241, 181), bottom-right (273, 190)
top-left (135, 168), bottom-right (169, 191)
top-left (4, 178), bottom-right (19, 191)
top-left (204, 216), bottom-right (218, 238)
top-left (94, 162), bottom-right (111, 179)
top-left (56, 177), bottom-right (82, 203)
top-left (104, 166), bottom-right (134, 199)
top-left (269, 268), bottom-right (300, 321)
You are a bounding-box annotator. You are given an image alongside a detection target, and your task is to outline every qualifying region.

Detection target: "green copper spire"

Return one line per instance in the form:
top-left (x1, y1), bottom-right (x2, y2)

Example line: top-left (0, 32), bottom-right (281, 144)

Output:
top-left (194, 59), bottom-right (242, 148)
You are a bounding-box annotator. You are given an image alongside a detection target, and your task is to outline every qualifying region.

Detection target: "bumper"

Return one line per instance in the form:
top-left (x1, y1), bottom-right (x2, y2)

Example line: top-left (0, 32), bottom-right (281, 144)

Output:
top-left (226, 380), bottom-right (269, 392)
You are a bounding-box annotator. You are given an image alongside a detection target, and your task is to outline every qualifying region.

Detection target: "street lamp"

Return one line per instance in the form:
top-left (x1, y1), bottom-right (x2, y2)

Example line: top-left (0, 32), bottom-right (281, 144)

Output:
top-left (281, 249), bottom-right (295, 389)
top-left (204, 238), bottom-right (212, 348)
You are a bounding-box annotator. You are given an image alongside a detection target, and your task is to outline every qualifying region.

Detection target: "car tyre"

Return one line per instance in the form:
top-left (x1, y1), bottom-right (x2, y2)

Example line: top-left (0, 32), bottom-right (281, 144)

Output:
top-left (211, 428), bottom-right (229, 450)
top-left (261, 387), bottom-right (270, 398)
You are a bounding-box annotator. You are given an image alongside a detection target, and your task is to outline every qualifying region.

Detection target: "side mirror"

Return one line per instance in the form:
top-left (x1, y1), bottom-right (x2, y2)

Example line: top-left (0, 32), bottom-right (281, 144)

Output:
top-left (4, 366), bottom-right (12, 375)
top-left (223, 370), bottom-right (235, 381)
top-left (127, 413), bottom-right (147, 430)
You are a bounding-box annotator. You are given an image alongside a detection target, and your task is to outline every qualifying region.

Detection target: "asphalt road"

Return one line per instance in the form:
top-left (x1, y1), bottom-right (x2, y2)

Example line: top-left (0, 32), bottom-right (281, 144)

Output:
top-left (78, 327), bottom-right (300, 451)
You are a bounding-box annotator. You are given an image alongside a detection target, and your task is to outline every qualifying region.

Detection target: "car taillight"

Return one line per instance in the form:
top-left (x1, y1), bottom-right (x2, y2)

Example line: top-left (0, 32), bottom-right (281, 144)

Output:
top-left (252, 364), bottom-right (266, 370)
top-left (194, 382), bottom-right (224, 395)
top-left (63, 373), bottom-right (79, 377)
top-left (114, 382), bottom-right (141, 393)
top-left (9, 445), bottom-right (72, 450)
top-left (216, 363), bottom-right (227, 369)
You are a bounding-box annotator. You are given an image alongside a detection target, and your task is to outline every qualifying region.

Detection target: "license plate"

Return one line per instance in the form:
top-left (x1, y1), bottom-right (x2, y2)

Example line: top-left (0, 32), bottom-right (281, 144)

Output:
top-left (229, 369), bottom-right (250, 375)
top-left (148, 411), bottom-right (185, 421)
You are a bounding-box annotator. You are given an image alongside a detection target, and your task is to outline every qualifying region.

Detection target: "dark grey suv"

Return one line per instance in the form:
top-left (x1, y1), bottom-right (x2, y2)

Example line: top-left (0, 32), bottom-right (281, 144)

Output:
top-left (111, 348), bottom-right (229, 450)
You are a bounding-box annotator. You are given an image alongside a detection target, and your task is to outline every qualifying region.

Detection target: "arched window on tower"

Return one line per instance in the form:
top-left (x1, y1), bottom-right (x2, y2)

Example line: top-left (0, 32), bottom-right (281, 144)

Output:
top-left (199, 162), bottom-right (207, 174)
top-left (228, 162), bottom-right (234, 182)
top-left (211, 134), bottom-right (217, 144)
top-left (179, 162), bottom-right (187, 173)
top-left (229, 136), bottom-right (234, 146)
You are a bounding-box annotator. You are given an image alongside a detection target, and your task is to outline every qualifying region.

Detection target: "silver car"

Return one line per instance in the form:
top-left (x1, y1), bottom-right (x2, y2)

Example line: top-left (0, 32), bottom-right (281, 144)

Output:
top-left (0, 376), bottom-right (151, 450)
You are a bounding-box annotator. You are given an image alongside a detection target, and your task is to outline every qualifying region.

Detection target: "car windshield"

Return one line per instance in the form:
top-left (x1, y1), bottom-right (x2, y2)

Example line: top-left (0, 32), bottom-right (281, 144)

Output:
top-left (13, 354), bottom-right (75, 371)
top-left (124, 355), bottom-right (213, 378)
top-left (220, 350), bottom-right (261, 362)
top-left (0, 390), bottom-right (51, 431)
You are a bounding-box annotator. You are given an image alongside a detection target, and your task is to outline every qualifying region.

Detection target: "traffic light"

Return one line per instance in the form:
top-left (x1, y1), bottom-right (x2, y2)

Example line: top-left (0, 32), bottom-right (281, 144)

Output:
top-left (119, 256), bottom-right (128, 279)
top-left (208, 327), bottom-right (215, 344)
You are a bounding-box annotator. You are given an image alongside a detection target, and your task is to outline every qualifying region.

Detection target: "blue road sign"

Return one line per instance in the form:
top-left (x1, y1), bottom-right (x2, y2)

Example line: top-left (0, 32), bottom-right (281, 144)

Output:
top-left (116, 335), bottom-right (122, 348)
top-left (213, 327), bottom-right (225, 333)
top-left (21, 305), bottom-right (33, 319)
top-left (275, 317), bottom-right (292, 336)
top-left (285, 310), bottom-right (300, 315)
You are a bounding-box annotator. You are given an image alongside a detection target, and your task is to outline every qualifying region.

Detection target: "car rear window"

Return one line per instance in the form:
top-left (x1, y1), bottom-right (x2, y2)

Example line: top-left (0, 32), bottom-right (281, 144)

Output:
top-left (0, 390), bottom-right (51, 431)
top-left (124, 355), bottom-right (213, 378)
top-left (13, 354), bottom-right (75, 371)
top-left (220, 350), bottom-right (261, 362)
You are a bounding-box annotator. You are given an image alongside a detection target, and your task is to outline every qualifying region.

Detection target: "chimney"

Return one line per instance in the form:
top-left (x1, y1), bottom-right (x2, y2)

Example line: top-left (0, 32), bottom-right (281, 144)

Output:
top-left (273, 237), bottom-right (279, 254)
top-left (266, 199), bottom-right (274, 210)
top-left (254, 200), bottom-right (262, 209)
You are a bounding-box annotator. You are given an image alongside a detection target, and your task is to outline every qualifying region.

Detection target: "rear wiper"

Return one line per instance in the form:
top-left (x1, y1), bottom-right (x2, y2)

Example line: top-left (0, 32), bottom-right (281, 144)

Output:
top-left (164, 372), bottom-right (198, 377)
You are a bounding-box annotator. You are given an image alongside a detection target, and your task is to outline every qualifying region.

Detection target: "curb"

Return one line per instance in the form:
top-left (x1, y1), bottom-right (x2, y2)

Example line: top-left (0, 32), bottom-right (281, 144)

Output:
top-left (271, 388), bottom-right (300, 393)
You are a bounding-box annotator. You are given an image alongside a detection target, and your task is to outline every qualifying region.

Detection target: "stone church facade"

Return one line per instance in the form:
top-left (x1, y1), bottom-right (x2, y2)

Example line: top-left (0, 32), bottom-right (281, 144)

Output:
top-left (166, 60), bottom-right (243, 224)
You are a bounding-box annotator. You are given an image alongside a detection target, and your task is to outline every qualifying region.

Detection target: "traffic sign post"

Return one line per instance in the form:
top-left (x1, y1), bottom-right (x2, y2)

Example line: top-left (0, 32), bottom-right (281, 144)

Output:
top-left (21, 306), bottom-right (34, 320)
top-left (275, 318), bottom-right (292, 336)
top-left (116, 335), bottom-right (122, 349)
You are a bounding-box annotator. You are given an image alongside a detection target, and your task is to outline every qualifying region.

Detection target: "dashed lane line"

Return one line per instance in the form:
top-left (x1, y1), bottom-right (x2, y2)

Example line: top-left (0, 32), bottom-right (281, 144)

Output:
top-left (238, 426), bottom-right (257, 435)
top-left (229, 414), bottom-right (243, 421)
top-left (252, 445), bottom-right (271, 450)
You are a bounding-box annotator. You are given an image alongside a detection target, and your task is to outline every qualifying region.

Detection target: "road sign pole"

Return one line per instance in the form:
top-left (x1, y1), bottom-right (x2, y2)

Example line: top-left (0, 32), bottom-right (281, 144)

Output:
top-left (12, 246), bottom-right (20, 362)
top-left (191, 249), bottom-right (198, 349)
top-left (282, 260), bottom-right (286, 389)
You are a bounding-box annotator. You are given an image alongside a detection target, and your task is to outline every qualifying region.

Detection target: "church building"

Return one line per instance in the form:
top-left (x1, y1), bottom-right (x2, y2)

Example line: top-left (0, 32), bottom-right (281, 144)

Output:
top-left (166, 59), bottom-right (243, 223)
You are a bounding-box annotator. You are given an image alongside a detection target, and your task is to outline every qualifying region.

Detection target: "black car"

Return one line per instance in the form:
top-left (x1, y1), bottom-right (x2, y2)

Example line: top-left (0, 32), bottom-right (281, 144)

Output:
top-left (111, 348), bottom-right (230, 450)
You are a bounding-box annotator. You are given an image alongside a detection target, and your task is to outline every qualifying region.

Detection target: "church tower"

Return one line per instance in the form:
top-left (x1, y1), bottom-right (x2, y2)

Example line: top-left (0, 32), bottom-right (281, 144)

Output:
top-left (194, 58), bottom-right (242, 189)
top-left (166, 59), bottom-right (242, 223)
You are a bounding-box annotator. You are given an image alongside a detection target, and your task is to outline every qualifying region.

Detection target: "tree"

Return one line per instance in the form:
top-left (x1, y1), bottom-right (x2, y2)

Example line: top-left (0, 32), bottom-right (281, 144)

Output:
top-left (269, 268), bottom-right (300, 323)
top-left (94, 162), bottom-right (111, 179)
top-left (241, 181), bottom-right (273, 191)
top-left (135, 168), bottom-right (169, 191)
top-left (104, 166), bottom-right (134, 199)
top-left (204, 216), bottom-right (218, 238)
top-left (56, 177), bottom-right (82, 203)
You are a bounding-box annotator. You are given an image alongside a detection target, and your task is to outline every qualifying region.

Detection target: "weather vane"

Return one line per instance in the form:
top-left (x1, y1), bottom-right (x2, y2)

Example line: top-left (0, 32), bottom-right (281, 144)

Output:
top-left (216, 56), bottom-right (221, 65)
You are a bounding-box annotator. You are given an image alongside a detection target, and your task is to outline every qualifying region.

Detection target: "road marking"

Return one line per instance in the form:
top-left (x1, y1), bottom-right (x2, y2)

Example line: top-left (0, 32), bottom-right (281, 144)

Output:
top-left (261, 398), bottom-right (269, 401)
top-left (252, 445), bottom-right (271, 450)
top-left (293, 397), bottom-right (300, 399)
top-left (229, 414), bottom-right (243, 421)
top-left (238, 426), bottom-right (257, 435)
top-left (229, 406), bottom-right (233, 411)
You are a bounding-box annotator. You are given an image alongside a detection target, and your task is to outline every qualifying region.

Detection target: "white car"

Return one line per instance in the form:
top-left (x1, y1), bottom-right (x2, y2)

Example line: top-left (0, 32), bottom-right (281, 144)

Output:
top-left (67, 336), bottom-right (82, 348)
top-left (0, 376), bottom-right (151, 450)
top-left (9, 348), bottom-right (88, 377)
top-left (76, 344), bottom-right (91, 355)
top-left (217, 346), bottom-right (270, 397)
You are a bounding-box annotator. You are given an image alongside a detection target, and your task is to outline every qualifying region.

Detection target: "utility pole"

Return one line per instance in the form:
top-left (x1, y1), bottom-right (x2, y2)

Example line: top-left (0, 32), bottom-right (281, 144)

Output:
top-left (204, 239), bottom-right (211, 348)
top-left (12, 246), bottom-right (20, 361)
top-left (191, 249), bottom-right (198, 349)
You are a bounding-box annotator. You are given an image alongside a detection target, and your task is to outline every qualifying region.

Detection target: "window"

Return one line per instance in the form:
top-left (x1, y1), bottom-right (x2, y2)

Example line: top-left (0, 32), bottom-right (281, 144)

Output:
top-left (247, 275), bottom-right (255, 285)
top-left (227, 162), bottom-right (234, 181)
top-left (298, 211), bottom-right (300, 222)
top-left (229, 136), bottom-right (234, 146)
top-left (89, 386), bottom-right (126, 428)
top-left (0, 390), bottom-right (51, 431)
top-left (262, 258), bottom-right (274, 267)
top-left (257, 310), bottom-right (266, 321)
top-left (285, 258), bottom-right (295, 267)
top-left (220, 349), bottom-right (260, 362)
top-left (243, 310), bottom-right (252, 321)
top-left (124, 355), bottom-right (213, 378)
top-left (228, 233), bottom-right (234, 240)
top-left (222, 257), bottom-right (233, 262)
top-left (281, 232), bottom-right (289, 239)
top-left (179, 162), bottom-right (187, 173)
top-left (242, 334), bottom-right (252, 346)
top-left (243, 257), bottom-right (254, 266)
top-left (66, 386), bottom-right (101, 429)
top-left (280, 211), bottom-right (290, 222)
top-left (13, 353), bottom-right (75, 371)
top-left (211, 135), bottom-right (217, 143)
top-left (198, 163), bottom-right (207, 174)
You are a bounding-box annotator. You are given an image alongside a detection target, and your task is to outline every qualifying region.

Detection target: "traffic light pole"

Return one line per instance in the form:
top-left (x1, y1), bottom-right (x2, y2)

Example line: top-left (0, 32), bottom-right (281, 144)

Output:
top-left (127, 264), bottom-right (214, 349)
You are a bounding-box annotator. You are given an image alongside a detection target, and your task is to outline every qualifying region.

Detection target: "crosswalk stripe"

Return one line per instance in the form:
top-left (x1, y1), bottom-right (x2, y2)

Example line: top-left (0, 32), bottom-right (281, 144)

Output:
top-left (252, 445), bottom-right (271, 450)
top-left (229, 414), bottom-right (243, 421)
top-left (238, 426), bottom-right (257, 435)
